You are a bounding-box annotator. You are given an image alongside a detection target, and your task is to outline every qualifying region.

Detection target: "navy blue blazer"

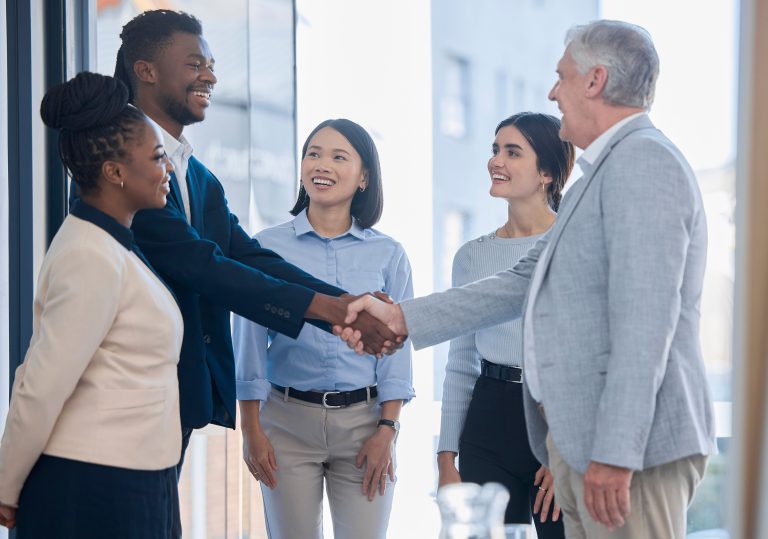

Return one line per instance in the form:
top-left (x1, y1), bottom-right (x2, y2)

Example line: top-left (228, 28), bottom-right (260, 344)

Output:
top-left (72, 156), bottom-right (345, 430)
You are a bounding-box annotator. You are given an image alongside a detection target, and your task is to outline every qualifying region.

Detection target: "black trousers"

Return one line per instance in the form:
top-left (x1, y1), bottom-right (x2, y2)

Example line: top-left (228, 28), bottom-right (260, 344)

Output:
top-left (16, 455), bottom-right (177, 539)
top-left (459, 375), bottom-right (565, 538)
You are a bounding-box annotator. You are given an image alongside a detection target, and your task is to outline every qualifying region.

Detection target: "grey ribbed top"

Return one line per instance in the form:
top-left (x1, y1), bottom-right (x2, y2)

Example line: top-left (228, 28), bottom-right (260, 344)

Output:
top-left (438, 230), bottom-right (543, 454)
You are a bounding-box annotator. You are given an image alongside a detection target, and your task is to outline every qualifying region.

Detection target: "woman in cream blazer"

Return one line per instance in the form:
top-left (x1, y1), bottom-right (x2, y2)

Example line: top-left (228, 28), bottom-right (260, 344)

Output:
top-left (0, 72), bottom-right (182, 539)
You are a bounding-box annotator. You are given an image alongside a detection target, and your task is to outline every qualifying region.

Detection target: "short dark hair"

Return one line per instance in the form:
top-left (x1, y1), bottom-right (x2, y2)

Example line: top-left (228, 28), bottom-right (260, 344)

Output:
top-left (290, 119), bottom-right (384, 229)
top-left (114, 10), bottom-right (203, 101)
top-left (495, 112), bottom-right (575, 211)
top-left (40, 71), bottom-right (148, 194)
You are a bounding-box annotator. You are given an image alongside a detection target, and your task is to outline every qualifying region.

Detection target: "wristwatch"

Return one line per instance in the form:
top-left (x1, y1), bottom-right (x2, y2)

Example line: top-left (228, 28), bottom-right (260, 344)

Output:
top-left (377, 419), bottom-right (400, 432)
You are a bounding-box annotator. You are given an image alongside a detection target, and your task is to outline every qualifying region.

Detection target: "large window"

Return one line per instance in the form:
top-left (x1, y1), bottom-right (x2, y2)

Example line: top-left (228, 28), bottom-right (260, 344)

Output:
top-left (95, 2), bottom-right (297, 537)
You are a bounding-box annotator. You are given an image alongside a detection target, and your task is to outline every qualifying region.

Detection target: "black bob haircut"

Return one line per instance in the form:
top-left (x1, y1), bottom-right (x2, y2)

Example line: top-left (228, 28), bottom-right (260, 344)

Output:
top-left (290, 119), bottom-right (384, 229)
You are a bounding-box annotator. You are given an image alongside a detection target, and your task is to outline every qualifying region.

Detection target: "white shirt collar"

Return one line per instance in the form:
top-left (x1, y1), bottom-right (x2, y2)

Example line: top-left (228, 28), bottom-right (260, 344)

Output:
top-left (156, 123), bottom-right (194, 162)
top-left (580, 111), bottom-right (647, 165)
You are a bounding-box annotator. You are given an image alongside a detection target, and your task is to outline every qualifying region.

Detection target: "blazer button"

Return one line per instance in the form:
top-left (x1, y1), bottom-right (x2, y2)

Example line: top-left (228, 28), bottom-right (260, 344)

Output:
top-left (270, 307), bottom-right (278, 314)
top-left (277, 308), bottom-right (284, 315)
top-left (203, 334), bottom-right (212, 344)
top-left (264, 303), bottom-right (271, 311)
top-left (284, 311), bottom-right (290, 318)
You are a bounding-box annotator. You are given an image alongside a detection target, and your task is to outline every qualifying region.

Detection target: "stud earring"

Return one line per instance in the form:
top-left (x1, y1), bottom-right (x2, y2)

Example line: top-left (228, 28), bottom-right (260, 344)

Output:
top-left (359, 186), bottom-right (366, 193)
top-left (120, 181), bottom-right (124, 189)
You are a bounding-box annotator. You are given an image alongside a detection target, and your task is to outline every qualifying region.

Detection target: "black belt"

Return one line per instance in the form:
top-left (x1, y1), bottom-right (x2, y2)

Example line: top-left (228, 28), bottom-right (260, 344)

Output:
top-left (481, 359), bottom-right (523, 383)
top-left (272, 384), bottom-right (377, 408)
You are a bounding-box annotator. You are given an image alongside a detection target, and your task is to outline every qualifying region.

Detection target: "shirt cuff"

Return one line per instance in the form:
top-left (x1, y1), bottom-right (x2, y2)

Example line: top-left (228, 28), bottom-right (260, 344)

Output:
top-left (436, 432), bottom-right (460, 454)
top-left (375, 379), bottom-right (415, 405)
top-left (236, 378), bottom-right (272, 401)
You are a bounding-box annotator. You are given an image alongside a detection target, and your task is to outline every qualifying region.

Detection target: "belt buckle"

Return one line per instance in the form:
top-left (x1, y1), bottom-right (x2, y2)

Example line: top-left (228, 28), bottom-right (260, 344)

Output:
top-left (321, 391), bottom-right (341, 409)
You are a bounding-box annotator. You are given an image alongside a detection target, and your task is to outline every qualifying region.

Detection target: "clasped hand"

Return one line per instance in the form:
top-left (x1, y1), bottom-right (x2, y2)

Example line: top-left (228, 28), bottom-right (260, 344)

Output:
top-left (333, 294), bottom-right (409, 355)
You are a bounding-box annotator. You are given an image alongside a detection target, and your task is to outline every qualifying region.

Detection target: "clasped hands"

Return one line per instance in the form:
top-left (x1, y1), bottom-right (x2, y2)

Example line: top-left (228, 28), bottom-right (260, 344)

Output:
top-left (331, 294), bottom-right (408, 355)
top-left (306, 291), bottom-right (406, 356)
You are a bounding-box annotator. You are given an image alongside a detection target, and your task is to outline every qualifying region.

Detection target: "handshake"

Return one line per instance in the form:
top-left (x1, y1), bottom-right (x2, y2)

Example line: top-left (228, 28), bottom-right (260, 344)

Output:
top-left (308, 292), bottom-right (409, 357)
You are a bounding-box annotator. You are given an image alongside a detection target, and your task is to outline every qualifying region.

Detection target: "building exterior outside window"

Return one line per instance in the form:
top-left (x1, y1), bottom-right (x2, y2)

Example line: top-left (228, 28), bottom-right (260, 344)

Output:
top-left (440, 56), bottom-right (470, 138)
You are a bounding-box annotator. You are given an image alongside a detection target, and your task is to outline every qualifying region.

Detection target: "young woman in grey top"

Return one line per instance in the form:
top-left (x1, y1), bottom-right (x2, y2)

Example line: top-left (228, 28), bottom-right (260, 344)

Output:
top-left (437, 112), bottom-right (574, 537)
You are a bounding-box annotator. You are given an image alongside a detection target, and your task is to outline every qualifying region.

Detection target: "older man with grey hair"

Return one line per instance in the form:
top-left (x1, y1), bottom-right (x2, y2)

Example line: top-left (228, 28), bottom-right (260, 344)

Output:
top-left (339, 19), bottom-right (716, 538)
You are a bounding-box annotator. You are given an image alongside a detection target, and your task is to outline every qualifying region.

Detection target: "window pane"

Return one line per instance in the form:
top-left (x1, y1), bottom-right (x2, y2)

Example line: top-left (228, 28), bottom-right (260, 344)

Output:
top-left (95, 2), bottom-right (296, 537)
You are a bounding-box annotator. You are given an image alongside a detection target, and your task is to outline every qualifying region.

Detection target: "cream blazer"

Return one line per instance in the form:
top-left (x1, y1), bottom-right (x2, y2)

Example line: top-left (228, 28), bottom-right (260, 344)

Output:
top-left (0, 213), bottom-right (184, 506)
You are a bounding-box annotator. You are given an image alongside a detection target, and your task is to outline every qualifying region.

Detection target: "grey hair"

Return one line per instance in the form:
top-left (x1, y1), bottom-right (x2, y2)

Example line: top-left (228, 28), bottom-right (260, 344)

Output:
top-left (565, 20), bottom-right (659, 109)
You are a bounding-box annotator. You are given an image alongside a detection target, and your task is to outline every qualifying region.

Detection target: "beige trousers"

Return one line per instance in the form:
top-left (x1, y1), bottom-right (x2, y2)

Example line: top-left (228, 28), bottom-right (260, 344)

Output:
top-left (546, 435), bottom-right (707, 539)
top-left (259, 388), bottom-right (396, 539)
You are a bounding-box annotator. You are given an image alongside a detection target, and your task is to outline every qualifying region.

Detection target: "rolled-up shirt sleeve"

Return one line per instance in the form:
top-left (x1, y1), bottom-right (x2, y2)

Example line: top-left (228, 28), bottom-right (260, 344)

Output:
top-left (233, 315), bottom-right (272, 401)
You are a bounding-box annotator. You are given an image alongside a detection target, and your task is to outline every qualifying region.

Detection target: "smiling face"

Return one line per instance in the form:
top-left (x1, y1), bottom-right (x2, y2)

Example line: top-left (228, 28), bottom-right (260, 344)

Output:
top-left (547, 46), bottom-right (593, 149)
top-left (119, 119), bottom-right (173, 211)
top-left (487, 125), bottom-right (551, 203)
top-left (151, 32), bottom-right (216, 132)
top-left (300, 127), bottom-right (367, 213)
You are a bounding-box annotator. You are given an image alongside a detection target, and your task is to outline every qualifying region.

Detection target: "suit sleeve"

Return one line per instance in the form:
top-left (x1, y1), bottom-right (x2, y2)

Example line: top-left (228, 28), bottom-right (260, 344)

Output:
top-left (591, 139), bottom-right (702, 469)
top-left (0, 242), bottom-right (121, 506)
top-left (227, 212), bottom-right (344, 297)
top-left (131, 203), bottom-right (335, 339)
top-left (401, 232), bottom-right (548, 350)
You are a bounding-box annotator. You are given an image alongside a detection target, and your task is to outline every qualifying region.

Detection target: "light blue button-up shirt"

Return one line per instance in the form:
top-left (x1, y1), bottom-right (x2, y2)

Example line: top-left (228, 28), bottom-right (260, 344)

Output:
top-left (233, 209), bottom-right (415, 404)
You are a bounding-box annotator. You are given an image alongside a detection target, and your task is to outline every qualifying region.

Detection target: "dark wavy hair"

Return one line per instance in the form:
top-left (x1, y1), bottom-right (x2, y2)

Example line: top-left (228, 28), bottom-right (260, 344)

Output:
top-left (290, 119), bottom-right (383, 229)
top-left (40, 71), bottom-right (148, 194)
top-left (495, 112), bottom-right (575, 211)
top-left (114, 10), bottom-right (202, 102)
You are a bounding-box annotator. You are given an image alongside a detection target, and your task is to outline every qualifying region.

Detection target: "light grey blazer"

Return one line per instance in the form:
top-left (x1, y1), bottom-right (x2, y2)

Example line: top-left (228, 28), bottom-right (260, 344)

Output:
top-left (402, 115), bottom-right (716, 474)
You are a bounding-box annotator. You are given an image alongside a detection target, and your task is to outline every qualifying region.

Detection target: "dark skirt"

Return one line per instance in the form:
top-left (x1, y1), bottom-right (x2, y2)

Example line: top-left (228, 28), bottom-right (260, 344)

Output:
top-left (15, 454), bottom-right (178, 539)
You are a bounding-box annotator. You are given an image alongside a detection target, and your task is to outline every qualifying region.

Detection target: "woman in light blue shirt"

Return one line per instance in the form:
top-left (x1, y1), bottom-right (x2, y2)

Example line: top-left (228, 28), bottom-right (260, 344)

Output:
top-left (233, 119), bottom-right (414, 539)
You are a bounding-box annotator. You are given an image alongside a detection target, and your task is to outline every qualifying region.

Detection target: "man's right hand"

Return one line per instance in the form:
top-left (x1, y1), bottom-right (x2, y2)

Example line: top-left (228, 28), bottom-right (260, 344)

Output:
top-left (333, 295), bottom-right (409, 354)
top-left (437, 451), bottom-right (461, 489)
top-left (308, 293), bottom-right (403, 356)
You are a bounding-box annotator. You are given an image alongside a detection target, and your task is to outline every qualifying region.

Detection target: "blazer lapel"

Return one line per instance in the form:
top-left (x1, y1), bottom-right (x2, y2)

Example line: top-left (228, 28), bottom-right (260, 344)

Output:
top-left (537, 116), bottom-right (658, 272)
top-left (167, 171), bottom-right (186, 215)
top-left (185, 159), bottom-right (204, 231)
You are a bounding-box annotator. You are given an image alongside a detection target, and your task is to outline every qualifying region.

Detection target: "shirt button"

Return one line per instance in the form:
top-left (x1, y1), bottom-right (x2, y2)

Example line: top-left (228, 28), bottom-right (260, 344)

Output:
top-left (203, 334), bottom-right (212, 344)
